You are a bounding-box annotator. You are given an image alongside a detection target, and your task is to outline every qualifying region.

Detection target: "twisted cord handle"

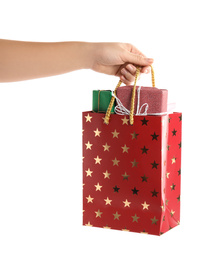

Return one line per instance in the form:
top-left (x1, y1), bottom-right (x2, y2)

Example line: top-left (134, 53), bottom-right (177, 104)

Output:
top-left (104, 65), bottom-right (155, 125)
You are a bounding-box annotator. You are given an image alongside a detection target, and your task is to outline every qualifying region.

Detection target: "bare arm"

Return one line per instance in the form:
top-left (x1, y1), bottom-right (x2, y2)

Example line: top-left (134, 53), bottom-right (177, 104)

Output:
top-left (0, 40), bottom-right (153, 83)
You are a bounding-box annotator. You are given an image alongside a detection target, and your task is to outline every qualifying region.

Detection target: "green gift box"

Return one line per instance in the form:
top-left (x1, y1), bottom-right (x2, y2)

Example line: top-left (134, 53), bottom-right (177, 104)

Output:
top-left (92, 90), bottom-right (115, 113)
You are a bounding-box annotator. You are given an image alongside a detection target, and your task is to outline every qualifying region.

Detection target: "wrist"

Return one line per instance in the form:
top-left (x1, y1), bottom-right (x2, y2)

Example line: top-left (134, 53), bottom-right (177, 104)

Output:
top-left (80, 42), bottom-right (95, 70)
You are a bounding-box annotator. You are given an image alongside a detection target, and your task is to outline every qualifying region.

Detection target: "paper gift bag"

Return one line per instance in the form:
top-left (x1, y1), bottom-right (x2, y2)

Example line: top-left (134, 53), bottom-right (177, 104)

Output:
top-left (82, 66), bottom-right (182, 235)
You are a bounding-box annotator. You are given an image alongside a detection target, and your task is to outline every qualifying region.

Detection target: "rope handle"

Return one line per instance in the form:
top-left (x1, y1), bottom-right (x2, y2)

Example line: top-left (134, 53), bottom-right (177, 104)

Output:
top-left (104, 65), bottom-right (155, 125)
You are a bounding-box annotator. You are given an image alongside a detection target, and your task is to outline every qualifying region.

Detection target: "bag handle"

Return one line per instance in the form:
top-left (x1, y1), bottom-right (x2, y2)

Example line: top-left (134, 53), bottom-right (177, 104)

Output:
top-left (104, 65), bottom-right (155, 125)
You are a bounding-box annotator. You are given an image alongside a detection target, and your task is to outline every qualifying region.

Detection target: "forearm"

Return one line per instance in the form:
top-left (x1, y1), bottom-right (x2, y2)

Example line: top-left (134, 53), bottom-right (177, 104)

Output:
top-left (0, 40), bottom-right (93, 82)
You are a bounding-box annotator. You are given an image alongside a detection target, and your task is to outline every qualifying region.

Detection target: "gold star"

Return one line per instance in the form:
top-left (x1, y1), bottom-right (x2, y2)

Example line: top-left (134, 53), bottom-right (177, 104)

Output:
top-left (93, 128), bottom-right (101, 137)
top-left (94, 182), bottom-right (102, 191)
top-left (131, 159), bottom-right (138, 167)
top-left (104, 197), bottom-right (112, 205)
top-left (171, 156), bottom-right (176, 164)
top-left (170, 210), bottom-right (175, 217)
top-left (166, 172), bottom-right (170, 178)
top-left (123, 199), bottom-right (131, 207)
top-left (86, 195), bottom-right (94, 203)
top-left (141, 201), bottom-right (150, 210)
top-left (122, 228), bottom-right (130, 232)
top-left (121, 144), bottom-right (129, 153)
top-left (85, 113), bottom-right (92, 122)
top-left (103, 170), bottom-right (111, 179)
top-left (95, 209), bottom-right (103, 218)
top-left (151, 216), bottom-right (159, 224)
top-left (111, 129), bottom-right (120, 138)
top-left (113, 211), bottom-right (121, 220)
top-left (132, 214), bottom-right (140, 223)
top-left (85, 141), bottom-right (93, 150)
top-left (121, 116), bottom-right (129, 125)
top-left (166, 199), bottom-right (169, 205)
top-left (102, 143), bottom-right (110, 151)
top-left (103, 225), bottom-right (111, 229)
top-left (112, 157), bottom-right (120, 166)
top-left (131, 131), bottom-right (139, 140)
top-left (122, 172), bottom-right (130, 180)
top-left (161, 204), bottom-right (165, 211)
top-left (85, 221), bottom-right (93, 227)
top-left (94, 155), bottom-right (102, 164)
top-left (140, 230), bottom-right (148, 234)
top-left (85, 168), bottom-right (93, 177)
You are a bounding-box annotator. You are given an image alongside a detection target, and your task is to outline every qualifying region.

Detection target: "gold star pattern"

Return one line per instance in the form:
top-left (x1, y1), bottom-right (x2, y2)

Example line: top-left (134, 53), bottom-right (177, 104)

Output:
top-left (94, 182), bottom-right (102, 191)
top-left (171, 156), bottom-right (176, 164)
top-left (112, 157), bottom-right (120, 166)
top-left (166, 172), bottom-right (170, 178)
top-left (122, 172), bottom-right (130, 180)
top-left (131, 159), bottom-right (138, 167)
top-left (132, 214), bottom-right (140, 223)
top-left (131, 131), bottom-right (139, 140)
top-left (121, 116), bottom-right (129, 125)
top-left (85, 168), bottom-right (93, 177)
top-left (86, 195), bottom-right (94, 203)
top-left (93, 128), bottom-right (101, 137)
top-left (104, 197), bottom-right (112, 205)
top-left (111, 129), bottom-right (120, 138)
top-left (121, 144), bottom-right (129, 153)
top-left (85, 141), bottom-right (93, 150)
top-left (103, 170), bottom-right (111, 179)
top-left (141, 201), bottom-right (150, 210)
top-left (94, 155), bottom-right (102, 164)
top-left (95, 209), bottom-right (103, 218)
top-left (102, 143), bottom-right (110, 151)
top-left (113, 211), bottom-right (121, 220)
top-left (123, 199), bottom-right (131, 207)
top-left (151, 216), bottom-right (159, 224)
top-left (85, 113), bottom-right (92, 122)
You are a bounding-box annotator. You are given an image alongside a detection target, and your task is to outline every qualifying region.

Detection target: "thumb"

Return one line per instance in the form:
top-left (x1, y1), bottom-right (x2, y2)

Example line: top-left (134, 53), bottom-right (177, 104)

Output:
top-left (123, 51), bottom-right (154, 67)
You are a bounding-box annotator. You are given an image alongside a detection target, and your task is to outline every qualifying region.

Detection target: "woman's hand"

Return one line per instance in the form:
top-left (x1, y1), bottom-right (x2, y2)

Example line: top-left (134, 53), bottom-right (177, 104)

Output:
top-left (90, 42), bottom-right (154, 85)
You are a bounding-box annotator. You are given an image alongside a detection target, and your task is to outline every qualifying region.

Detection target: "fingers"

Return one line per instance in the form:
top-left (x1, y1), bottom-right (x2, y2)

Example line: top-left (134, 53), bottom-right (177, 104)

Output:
top-left (119, 64), bottom-right (151, 85)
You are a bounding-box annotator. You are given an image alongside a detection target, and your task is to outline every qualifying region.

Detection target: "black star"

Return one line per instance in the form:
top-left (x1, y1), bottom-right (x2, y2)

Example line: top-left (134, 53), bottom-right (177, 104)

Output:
top-left (178, 169), bottom-right (181, 175)
top-left (179, 115), bottom-right (182, 121)
top-left (141, 145), bottom-right (149, 154)
top-left (172, 129), bottom-right (177, 136)
top-left (113, 185), bottom-right (120, 193)
top-left (168, 117), bottom-right (171, 123)
top-left (151, 160), bottom-right (159, 169)
top-left (171, 183), bottom-right (176, 191)
top-left (177, 195), bottom-right (180, 202)
top-left (167, 145), bottom-right (170, 151)
top-left (141, 117), bottom-right (149, 126)
top-left (141, 174), bottom-right (148, 182)
top-left (131, 187), bottom-right (139, 195)
top-left (151, 189), bottom-right (159, 197)
top-left (151, 132), bottom-right (159, 140)
top-left (178, 142), bottom-right (181, 149)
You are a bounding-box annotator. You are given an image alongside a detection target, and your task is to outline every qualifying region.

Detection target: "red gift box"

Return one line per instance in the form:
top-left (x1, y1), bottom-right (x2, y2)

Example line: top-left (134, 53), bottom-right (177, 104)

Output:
top-left (116, 86), bottom-right (168, 115)
top-left (82, 111), bottom-right (182, 235)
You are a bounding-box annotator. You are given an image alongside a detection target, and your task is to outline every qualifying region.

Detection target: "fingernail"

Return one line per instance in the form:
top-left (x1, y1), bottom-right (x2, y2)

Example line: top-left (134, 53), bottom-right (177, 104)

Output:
top-left (147, 58), bottom-right (154, 63)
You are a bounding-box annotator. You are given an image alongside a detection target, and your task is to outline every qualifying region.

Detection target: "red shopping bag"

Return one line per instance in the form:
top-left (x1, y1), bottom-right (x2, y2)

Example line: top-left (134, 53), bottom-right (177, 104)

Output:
top-left (82, 67), bottom-right (182, 235)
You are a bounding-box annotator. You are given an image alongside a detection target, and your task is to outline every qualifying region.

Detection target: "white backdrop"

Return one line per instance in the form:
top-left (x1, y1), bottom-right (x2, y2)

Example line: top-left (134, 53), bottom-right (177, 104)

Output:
top-left (0, 0), bottom-right (216, 259)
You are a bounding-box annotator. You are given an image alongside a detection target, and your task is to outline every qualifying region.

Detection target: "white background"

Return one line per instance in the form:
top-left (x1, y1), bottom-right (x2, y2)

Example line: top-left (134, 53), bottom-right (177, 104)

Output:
top-left (0, 0), bottom-right (216, 259)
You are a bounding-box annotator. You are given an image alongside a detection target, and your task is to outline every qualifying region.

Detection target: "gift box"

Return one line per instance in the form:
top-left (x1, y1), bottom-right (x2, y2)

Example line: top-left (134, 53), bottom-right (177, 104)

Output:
top-left (92, 90), bottom-right (115, 113)
top-left (82, 111), bottom-right (182, 235)
top-left (116, 86), bottom-right (168, 115)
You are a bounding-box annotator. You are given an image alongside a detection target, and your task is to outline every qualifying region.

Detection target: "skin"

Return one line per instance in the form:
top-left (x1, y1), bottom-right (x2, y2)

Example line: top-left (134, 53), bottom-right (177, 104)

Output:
top-left (0, 40), bottom-right (154, 83)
